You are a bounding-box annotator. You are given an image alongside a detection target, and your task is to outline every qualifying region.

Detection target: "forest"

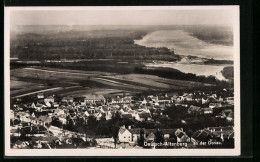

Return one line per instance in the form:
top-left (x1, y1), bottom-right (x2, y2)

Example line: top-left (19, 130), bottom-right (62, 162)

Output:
top-left (11, 29), bottom-right (177, 61)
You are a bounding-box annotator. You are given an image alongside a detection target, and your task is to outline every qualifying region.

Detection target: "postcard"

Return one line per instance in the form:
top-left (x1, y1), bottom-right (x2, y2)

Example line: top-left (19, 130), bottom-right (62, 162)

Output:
top-left (4, 6), bottom-right (240, 156)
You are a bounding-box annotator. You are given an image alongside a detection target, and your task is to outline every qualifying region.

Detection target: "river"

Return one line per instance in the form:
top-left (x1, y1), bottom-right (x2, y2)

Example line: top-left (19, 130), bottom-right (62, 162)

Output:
top-left (134, 30), bottom-right (233, 60)
top-left (134, 30), bottom-right (234, 80)
top-left (145, 62), bottom-right (228, 80)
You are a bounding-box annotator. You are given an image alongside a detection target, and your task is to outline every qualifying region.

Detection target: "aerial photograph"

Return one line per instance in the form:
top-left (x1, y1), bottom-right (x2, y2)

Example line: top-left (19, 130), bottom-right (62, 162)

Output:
top-left (8, 7), bottom-right (236, 150)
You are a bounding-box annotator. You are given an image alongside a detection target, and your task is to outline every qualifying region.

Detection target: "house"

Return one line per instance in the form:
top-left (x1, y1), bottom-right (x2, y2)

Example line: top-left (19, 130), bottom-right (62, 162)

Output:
top-left (54, 109), bottom-right (65, 116)
top-left (37, 93), bottom-right (44, 99)
top-left (52, 102), bottom-right (59, 108)
top-left (191, 129), bottom-right (219, 142)
top-left (21, 125), bottom-right (48, 137)
top-left (141, 99), bottom-right (147, 105)
top-left (225, 97), bottom-right (234, 104)
top-left (118, 126), bottom-right (184, 144)
top-left (84, 94), bottom-right (106, 104)
top-left (185, 95), bottom-right (193, 102)
top-left (74, 96), bottom-right (86, 103)
top-left (175, 130), bottom-right (190, 143)
top-left (112, 96), bottom-right (132, 104)
top-left (10, 110), bottom-right (15, 119)
top-left (83, 110), bottom-right (90, 117)
top-left (206, 126), bottom-right (234, 142)
top-left (118, 126), bottom-right (133, 143)
top-left (10, 128), bottom-right (20, 136)
top-left (29, 116), bottom-right (38, 125)
top-left (44, 96), bottom-right (55, 103)
top-left (12, 140), bottom-right (30, 149)
top-left (218, 96), bottom-right (224, 102)
top-left (158, 94), bottom-right (172, 103)
top-left (122, 96), bottom-right (132, 103)
top-left (170, 92), bottom-right (179, 101)
top-left (175, 97), bottom-right (183, 103)
top-left (58, 117), bottom-right (67, 125)
top-left (30, 102), bottom-right (36, 109)
top-left (207, 126), bottom-right (233, 132)
top-left (94, 112), bottom-right (103, 121)
top-left (100, 106), bottom-right (110, 113)
top-left (35, 103), bottom-right (46, 112)
top-left (136, 113), bottom-right (152, 121)
top-left (111, 96), bottom-right (123, 104)
top-left (105, 111), bottom-right (113, 120)
top-left (145, 132), bottom-right (156, 142)
top-left (226, 112), bottom-right (234, 121)
top-left (201, 97), bottom-right (208, 104)
top-left (16, 112), bottom-right (31, 122)
top-left (209, 102), bottom-right (222, 109)
top-left (188, 105), bottom-right (201, 114)
top-left (210, 93), bottom-right (218, 99)
top-left (38, 116), bottom-right (52, 126)
top-left (149, 96), bottom-right (159, 103)
top-left (160, 129), bottom-right (183, 139)
top-left (45, 101), bottom-right (52, 108)
top-left (121, 113), bottom-right (133, 119)
top-left (221, 109), bottom-right (233, 118)
top-left (62, 96), bottom-right (74, 103)
top-left (201, 107), bottom-right (213, 114)
top-left (87, 108), bottom-right (97, 115)
top-left (21, 121), bottom-right (31, 127)
top-left (119, 108), bottom-right (127, 115)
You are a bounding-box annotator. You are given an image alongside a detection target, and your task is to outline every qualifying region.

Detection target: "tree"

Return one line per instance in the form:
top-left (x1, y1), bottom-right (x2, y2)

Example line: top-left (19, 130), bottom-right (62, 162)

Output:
top-left (66, 118), bottom-right (75, 131)
top-left (112, 111), bottom-right (121, 123)
top-left (186, 129), bottom-right (194, 139)
top-left (51, 117), bottom-right (62, 128)
top-left (91, 138), bottom-right (98, 147)
top-left (87, 115), bottom-right (98, 131)
top-left (19, 129), bottom-right (26, 141)
top-left (100, 115), bottom-right (106, 122)
top-left (155, 129), bottom-right (164, 144)
top-left (112, 126), bottom-right (119, 148)
top-left (138, 128), bottom-right (145, 146)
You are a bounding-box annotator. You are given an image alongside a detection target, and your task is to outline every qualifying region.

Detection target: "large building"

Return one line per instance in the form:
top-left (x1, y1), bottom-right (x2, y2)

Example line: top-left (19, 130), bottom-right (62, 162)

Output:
top-left (84, 94), bottom-right (106, 104)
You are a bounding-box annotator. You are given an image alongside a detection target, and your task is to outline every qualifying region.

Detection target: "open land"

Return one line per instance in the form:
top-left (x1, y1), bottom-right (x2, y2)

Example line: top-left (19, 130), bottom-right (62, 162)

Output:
top-left (11, 67), bottom-right (213, 98)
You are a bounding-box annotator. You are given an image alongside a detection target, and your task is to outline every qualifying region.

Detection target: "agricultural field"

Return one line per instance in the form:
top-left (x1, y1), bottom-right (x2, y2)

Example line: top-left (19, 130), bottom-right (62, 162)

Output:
top-left (10, 67), bottom-right (214, 98)
top-left (60, 88), bottom-right (133, 98)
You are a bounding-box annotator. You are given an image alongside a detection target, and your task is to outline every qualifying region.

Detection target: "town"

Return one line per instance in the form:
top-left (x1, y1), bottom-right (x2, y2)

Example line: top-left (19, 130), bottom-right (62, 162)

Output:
top-left (10, 88), bottom-right (234, 149)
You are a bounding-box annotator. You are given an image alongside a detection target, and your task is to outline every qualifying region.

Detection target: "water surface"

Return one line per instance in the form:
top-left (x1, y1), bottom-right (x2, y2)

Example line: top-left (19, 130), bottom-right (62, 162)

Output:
top-left (135, 30), bottom-right (233, 60)
top-left (146, 63), bottom-right (228, 80)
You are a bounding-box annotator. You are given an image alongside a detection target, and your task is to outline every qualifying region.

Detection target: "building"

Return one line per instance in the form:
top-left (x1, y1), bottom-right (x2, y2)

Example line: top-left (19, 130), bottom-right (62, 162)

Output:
top-left (84, 95), bottom-right (106, 104)
top-left (118, 126), bottom-right (184, 144)
top-left (44, 96), bottom-right (55, 103)
top-left (209, 102), bottom-right (222, 109)
top-left (62, 96), bottom-right (74, 103)
top-left (37, 93), bottom-right (44, 99)
top-left (188, 105), bottom-right (201, 114)
top-left (136, 113), bottom-right (152, 122)
top-left (118, 126), bottom-right (133, 143)
top-left (201, 108), bottom-right (213, 114)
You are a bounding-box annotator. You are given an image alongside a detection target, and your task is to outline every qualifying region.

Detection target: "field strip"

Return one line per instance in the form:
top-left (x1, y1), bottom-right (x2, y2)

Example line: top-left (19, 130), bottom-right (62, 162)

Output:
top-left (23, 67), bottom-right (97, 76)
top-left (12, 87), bottom-right (63, 98)
top-left (155, 80), bottom-right (190, 87)
top-left (93, 78), bottom-right (149, 90)
top-left (33, 67), bottom-right (111, 75)
top-left (100, 76), bottom-right (168, 89)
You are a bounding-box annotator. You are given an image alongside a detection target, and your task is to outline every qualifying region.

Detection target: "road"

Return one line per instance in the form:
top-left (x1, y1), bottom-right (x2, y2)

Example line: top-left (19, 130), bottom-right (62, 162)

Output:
top-left (12, 87), bottom-right (63, 98)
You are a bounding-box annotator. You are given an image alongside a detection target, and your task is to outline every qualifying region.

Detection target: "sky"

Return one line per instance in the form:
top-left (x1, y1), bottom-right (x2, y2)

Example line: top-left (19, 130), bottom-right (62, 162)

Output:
top-left (9, 7), bottom-right (236, 26)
